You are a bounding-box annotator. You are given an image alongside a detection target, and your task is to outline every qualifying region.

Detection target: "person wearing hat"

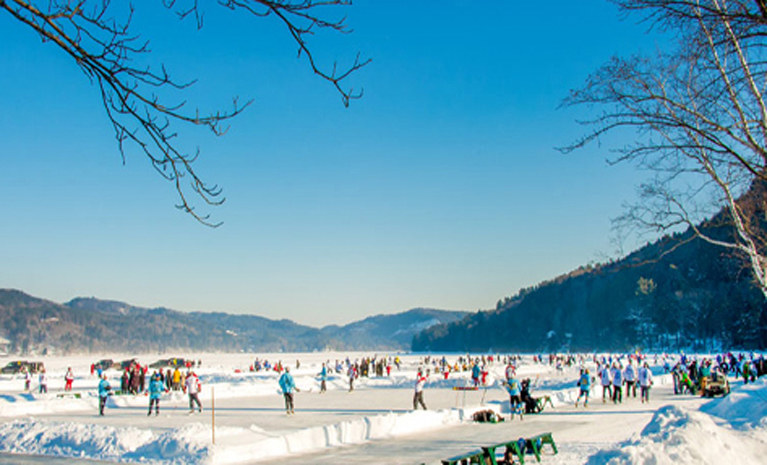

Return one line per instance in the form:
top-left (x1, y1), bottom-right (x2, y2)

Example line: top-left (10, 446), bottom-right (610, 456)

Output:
top-left (97, 373), bottom-right (111, 416)
top-left (638, 362), bottom-right (653, 403)
top-left (185, 371), bottom-right (202, 413)
top-left (278, 367), bottom-right (299, 414)
top-left (575, 368), bottom-right (592, 407)
top-left (413, 370), bottom-right (428, 410)
top-left (148, 372), bottom-right (167, 416)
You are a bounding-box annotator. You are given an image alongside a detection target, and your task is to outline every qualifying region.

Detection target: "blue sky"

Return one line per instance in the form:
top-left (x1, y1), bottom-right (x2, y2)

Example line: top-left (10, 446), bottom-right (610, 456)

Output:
top-left (0, 1), bottom-right (663, 326)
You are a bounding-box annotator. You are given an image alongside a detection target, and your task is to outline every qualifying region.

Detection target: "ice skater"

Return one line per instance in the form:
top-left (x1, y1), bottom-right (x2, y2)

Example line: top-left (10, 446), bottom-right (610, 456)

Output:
top-left (279, 367), bottom-right (299, 414)
top-left (98, 374), bottom-right (111, 416)
top-left (471, 362), bottom-right (481, 387)
top-left (624, 361), bottom-right (637, 398)
top-left (599, 363), bottom-right (612, 403)
top-left (64, 367), bottom-right (74, 391)
top-left (185, 371), bottom-right (203, 413)
top-left (348, 364), bottom-right (357, 392)
top-left (319, 363), bottom-right (327, 393)
top-left (148, 373), bottom-right (167, 416)
top-left (38, 369), bottom-right (48, 394)
top-left (413, 370), bottom-right (428, 410)
top-left (503, 375), bottom-right (522, 419)
top-left (611, 362), bottom-right (624, 404)
top-left (638, 362), bottom-right (653, 403)
top-left (575, 368), bottom-right (591, 407)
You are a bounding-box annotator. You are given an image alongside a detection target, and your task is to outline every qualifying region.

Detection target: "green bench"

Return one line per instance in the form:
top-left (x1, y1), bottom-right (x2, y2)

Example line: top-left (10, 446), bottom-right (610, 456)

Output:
top-left (535, 395), bottom-right (554, 412)
top-left (441, 449), bottom-right (489, 465)
top-left (479, 432), bottom-right (557, 465)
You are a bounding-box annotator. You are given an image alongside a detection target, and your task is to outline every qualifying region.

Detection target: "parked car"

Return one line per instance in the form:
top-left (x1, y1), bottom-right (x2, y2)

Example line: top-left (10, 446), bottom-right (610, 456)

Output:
top-left (149, 357), bottom-right (187, 369)
top-left (1, 361), bottom-right (44, 374)
top-left (118, 358), bottom-right (139, 371)
top-left (93, 359), bottom-right (116, 371)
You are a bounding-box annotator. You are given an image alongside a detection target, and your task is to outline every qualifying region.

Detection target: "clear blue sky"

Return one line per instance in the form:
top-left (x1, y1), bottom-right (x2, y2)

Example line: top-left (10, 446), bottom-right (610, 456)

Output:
top-left (0, 1), bottom-right (662, 326)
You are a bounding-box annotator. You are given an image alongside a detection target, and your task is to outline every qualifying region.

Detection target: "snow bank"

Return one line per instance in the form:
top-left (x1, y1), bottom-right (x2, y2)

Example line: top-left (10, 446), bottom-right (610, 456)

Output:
top-left (584, 403), bottom-right (767, 465)
top-left (213, 408), bottom-right (466, 464)
top-left (701, 377), bottom-right (767, 428)
top-left (0, 419), bottom-right (156, 462)
top-left (0, 407), bottom-right (473, 464)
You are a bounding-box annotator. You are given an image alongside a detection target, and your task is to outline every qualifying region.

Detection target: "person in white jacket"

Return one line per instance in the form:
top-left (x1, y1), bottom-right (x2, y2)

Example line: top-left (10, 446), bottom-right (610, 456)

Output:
top-left (185, 372), bottom-right (203, 413)
top-left (38, 369), bottom-right (48, 394)
top-left (623, 362), bottom-right (637, 398)
top-left (599, 363), bottom-right (613, 403)
top-left (611, 362), bottom-right (624, 404)
top-left (64, 367), bottom-right (75, 391)
top-left (638, 362), bottom-right (653, 403)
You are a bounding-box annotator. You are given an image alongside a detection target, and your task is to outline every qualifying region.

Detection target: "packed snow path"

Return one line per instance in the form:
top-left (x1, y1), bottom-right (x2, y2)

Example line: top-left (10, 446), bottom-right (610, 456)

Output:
top-left (255, 381), bottom-right (710, 464)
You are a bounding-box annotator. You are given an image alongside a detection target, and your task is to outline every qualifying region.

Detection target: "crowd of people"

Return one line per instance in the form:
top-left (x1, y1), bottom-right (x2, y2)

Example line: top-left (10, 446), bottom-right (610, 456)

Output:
top-left (8, 350), bottom-right (767, 420)
top-left (96, 364), bottom-right (204, 417)
top-left (667, 352), bottom-right (766, 395)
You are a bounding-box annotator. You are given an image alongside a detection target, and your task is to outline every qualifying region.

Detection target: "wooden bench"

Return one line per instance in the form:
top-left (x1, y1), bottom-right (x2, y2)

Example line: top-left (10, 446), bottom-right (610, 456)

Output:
top-left (480, 432), bottom-right (557, 465)
top-left (441, 449), bottom-right (489, 465)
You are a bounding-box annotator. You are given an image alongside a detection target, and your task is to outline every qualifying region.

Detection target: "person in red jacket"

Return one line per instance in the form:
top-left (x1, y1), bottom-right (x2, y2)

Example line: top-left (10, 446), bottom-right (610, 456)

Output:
top-left (64, 367), bottom-right (74, 391)
top-left (413, 370), bottom-right (428, 410)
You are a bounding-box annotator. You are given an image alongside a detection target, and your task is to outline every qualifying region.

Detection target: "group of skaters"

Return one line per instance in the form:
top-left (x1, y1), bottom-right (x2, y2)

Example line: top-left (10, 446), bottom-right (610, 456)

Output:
top-left (19, 366), bottom-right (57, 393)
top-left (584, 358), bottom-right (654, 406)
top-left (95, 361), bottom-right (204, 417)
top-left (411, 357), bottom-right (547, 420)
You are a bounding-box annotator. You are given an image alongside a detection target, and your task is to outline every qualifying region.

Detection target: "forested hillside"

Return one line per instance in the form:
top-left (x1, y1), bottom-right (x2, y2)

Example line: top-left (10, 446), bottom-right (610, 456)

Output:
top-left (0, 291), bottom-right (466, 354)
top-left (413, 227), bottom-right (767, 352)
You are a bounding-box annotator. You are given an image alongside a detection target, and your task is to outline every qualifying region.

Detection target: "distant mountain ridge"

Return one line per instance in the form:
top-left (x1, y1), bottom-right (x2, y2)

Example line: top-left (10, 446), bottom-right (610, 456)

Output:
top-left (0, 290), bottom-right (468, 355)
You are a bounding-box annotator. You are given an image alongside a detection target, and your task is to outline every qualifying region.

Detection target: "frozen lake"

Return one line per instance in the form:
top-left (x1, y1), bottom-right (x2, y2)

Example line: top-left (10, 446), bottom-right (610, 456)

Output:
top-left (0, 352), bottom-right (764, 464)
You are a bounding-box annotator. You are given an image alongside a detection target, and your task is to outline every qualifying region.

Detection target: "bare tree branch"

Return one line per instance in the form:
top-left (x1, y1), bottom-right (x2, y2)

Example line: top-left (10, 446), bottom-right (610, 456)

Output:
top-left (562, 0), bottom-right (767, 298)
top-left (1, 0), bottom-right (369, 226)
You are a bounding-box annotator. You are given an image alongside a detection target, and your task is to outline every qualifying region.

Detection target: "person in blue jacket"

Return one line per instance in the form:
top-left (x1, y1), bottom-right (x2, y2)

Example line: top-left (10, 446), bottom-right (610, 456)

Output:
top-left (319, 363), bottom-right (328, 394)
top-left (97, 374), bottom-right (111, 416)
top-left (471, 362), bottom-right (481, 387)
top-left (575, 368), bottom-right (592, 407)
top-left (503, 375), bottom-right (522, 419)
top-left (279, 367), bottom-right (299, 414)
top-left (148, 372), bottom-right (167, 416)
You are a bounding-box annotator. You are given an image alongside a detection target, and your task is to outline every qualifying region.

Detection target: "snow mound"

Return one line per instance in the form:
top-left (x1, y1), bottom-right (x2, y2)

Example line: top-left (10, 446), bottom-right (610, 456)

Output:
top-left (125, 423), bottom-right (212, 464)
top-left (214, 409), bottom-right (464, 464)
top-left (584, 404), bottom-right (767, 465)
top-left (0, 418), bottom-right (153, 460)
top-left (0, 408), bottom-right (471, 464)
top-left (701, 378), bottom-right (767, 428)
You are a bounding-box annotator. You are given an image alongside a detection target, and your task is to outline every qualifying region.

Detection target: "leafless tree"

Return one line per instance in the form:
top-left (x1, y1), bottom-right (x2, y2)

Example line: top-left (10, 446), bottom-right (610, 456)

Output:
top-left (561, 0), bottom-right (767, 298)
top-left (0, 0), bottom-right (369, 226)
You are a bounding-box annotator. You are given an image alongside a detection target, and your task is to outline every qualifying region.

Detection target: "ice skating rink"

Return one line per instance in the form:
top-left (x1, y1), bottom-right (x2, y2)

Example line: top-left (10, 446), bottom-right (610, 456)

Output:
top-left (0, 352), bottom-right (764, 464)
